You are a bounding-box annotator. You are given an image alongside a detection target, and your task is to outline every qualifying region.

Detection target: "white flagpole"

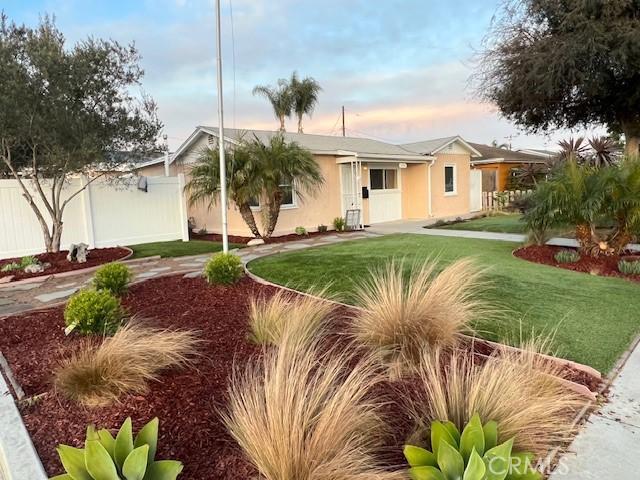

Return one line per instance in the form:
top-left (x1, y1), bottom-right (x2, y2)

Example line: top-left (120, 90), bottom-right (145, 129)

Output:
top-left (215, 0), bottom-right (229, 253)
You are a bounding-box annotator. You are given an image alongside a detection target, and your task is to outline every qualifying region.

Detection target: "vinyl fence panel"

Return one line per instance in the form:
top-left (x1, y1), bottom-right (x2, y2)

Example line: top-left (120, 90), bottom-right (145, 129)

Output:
top-left (0, 175), bottom-right (188, 259)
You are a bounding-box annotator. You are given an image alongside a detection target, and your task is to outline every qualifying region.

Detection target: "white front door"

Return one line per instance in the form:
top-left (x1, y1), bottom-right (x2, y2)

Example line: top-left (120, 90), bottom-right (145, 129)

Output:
top-left (368, 167), bottom-right (402, 223)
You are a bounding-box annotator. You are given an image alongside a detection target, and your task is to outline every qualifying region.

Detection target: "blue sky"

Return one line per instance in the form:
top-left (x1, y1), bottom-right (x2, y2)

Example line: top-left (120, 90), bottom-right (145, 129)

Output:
top-left (3, 0), bottom-right (603, 150)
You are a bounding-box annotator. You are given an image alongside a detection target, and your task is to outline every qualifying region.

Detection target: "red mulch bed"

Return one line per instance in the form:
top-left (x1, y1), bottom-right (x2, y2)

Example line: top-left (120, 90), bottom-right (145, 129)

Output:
top-left (192, 230), bottom-right (355, 245)
top-left (0, 275), bottom-right (597, 479)
top-left (0, 247), bottom-right (130, 282)
top-left (514, 245), bottom-right (640, 283)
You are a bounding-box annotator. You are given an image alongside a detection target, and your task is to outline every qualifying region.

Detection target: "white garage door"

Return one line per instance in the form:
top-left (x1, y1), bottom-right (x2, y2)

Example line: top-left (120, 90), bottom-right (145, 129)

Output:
top-left (369, 167), bottom-right (402, 223)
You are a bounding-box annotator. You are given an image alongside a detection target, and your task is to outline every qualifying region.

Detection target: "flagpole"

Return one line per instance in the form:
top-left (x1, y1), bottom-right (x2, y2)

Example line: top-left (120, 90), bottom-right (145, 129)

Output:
top-left (215, 0), bottom-right (229, 253)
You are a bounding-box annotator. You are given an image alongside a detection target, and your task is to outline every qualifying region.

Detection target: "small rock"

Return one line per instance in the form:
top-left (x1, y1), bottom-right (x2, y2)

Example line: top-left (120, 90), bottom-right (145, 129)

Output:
top-left (24, 263), bottom-right (45, 274)
top-left (247, 238), bottom-right (265, 246)
top-left (67, 243), bottom-right (89, 263)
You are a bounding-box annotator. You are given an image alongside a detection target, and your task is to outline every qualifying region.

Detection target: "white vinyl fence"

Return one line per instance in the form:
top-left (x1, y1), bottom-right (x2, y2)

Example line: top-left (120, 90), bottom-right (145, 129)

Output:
top-left (0, 175), bottom-right (189, 260)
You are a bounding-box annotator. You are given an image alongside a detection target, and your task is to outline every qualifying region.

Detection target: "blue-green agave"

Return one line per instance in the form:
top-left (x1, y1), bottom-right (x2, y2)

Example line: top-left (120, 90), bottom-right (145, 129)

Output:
top-left (50, 417), bottom-right (183, 480)
top-left (404, 413), bottom-right (542, 480)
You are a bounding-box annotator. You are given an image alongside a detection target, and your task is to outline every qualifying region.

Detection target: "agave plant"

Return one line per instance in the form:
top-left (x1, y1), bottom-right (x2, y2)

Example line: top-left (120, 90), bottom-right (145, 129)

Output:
top-left (50, 417), bottom-right (183, 480)
top-left (404, 413), bottom-right (541, 480)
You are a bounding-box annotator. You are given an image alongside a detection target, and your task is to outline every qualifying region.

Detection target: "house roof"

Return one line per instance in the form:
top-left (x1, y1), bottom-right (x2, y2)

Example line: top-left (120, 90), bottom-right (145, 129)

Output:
top-left (401, 136), bottom-right (482, 157)
top-left (516, 148), bottom-right (557, 158)
top-left (467, 142), bottom-right (549, 164)
top-left (171, 126), bottom-right (428, 163)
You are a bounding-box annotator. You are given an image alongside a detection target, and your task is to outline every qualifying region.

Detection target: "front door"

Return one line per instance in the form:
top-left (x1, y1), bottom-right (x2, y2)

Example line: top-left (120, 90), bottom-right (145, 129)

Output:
top-left (368, 167), bottom-right (402, 223)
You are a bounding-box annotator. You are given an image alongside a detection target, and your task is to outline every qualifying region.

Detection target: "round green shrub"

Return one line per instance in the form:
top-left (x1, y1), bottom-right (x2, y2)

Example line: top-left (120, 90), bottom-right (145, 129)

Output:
top-left (204, 252), bottom-right (243, 285)
top-left (93, 262), bottom-right (132, 295)
top-left (619, 259), bottom-right (640, 275)
top-left (554, 249), bottom-right (580, 264)
top-left (64, 289), bottom-right (122, 335)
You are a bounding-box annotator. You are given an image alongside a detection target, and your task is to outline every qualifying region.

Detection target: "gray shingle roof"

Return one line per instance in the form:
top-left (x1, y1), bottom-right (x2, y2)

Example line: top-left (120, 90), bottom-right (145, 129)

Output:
top-left (200, 127), bottom-right (423, 157)
top-left (400, 136), bottom-right (460, 155)
top-left (468, 142), bottom-right (548, 163)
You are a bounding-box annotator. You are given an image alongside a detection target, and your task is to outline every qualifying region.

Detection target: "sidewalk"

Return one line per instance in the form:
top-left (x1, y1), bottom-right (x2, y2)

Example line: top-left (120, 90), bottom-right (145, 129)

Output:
top-left (368, 220), bottom-right (640, 251)
top-left (0, 231), bottom-right (374, 318)
top-left (550, 337), bottom-right (640, 479)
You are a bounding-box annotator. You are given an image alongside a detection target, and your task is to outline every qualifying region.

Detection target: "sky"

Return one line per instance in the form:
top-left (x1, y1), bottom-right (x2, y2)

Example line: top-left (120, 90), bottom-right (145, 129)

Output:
top-left (3, 0), bottom-right (605, 151)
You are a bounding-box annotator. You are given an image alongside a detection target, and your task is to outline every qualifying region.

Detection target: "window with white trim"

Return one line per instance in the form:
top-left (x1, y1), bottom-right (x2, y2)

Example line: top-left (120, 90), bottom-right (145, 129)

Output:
top-left (370, 168), bottom-right (397, 190)
top-left (280, 180), bottom-right (296, 207)
top-left (248, 196), bottom-right (260, 208)
top-left (444, 165), bottom-right (456, 194)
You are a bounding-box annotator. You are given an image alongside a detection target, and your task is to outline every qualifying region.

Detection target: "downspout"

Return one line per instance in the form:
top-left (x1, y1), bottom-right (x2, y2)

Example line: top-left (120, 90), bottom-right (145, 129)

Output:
top-left (427, 160), bottom-right (434, 218)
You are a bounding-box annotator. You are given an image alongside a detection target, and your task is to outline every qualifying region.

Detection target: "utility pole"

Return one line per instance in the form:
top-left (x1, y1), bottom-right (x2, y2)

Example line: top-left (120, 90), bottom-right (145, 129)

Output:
top-left (342, 105), bottom-right (346, 137)
top-left (504, 134), bottom-right (517, 150)
top-left (215, 0), bottom-right (229, 252)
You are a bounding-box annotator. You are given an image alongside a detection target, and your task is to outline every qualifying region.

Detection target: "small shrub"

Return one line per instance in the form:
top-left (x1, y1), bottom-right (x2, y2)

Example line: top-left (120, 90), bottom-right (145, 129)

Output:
top-left (333, 216), bottom-right (346, 232)
top-left (1, 262), bottom-right (20, 272)
top-left (248, 288), bottom-right (335, 346)
top-left (55, 322), bottom-right (200, 406)
top-left (64, 289), bottom-right (123, 335)
top-left (317, 224), bottom-right (328, 233)
top-left (404, 413), bottom-right (541, 480)
top-left (93, 262), bottom-right (132, 296)
top-left (295, 226), bottom-right (307, 236)
top-left (554, 249), bottom-right (580, 263)
top-left (221, 332), bottom-right (400, 480)
top-left (52, 417), bottom-right (184, 479)
top-left (204, 252), bottom-right (243, 285)
top-left (19, 255), bottom-right (38, 269)
top-left (408, 345), bottom-right (583, 457)
top-left (618, 259), bottom-right (640, 275)
top-left (352, 258), bottom-right (486, 371)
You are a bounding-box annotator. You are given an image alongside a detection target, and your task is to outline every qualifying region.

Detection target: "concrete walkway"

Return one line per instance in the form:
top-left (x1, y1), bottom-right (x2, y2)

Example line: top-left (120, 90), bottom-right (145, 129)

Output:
top-left (0, 231), bottom-right (375, 318)
top-left (550, 338), bottom-right (640, 479)
top-left (368, 219), bottom-right (640, 250)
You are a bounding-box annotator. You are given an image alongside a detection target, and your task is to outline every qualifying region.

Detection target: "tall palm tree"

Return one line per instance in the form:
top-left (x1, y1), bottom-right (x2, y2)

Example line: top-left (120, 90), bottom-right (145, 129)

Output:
top-left (289, 72), bottom-right (322, 133)
top-left (244, 133), bottom-right (324, 237)
top-left (602, 158), bottom-right (640, 252)
top-left (185, 144), bottom-right (263, 238)
top-left (252, 79), bottom-right (292, 132)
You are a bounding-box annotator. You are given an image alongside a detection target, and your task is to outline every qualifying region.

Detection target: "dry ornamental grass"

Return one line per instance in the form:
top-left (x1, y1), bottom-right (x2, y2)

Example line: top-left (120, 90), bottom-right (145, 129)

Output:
top-left (54, 321), bottom-right (201, 407)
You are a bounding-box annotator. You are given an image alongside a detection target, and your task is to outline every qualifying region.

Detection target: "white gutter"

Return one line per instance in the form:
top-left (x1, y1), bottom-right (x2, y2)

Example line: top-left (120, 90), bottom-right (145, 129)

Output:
top-left (427, 160), bottom-right (433, 217)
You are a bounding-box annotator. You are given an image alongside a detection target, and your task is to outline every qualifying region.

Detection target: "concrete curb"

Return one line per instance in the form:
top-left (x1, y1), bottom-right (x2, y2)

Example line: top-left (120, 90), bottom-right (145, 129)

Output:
top-left (0, 371), bottom-right (47, 480)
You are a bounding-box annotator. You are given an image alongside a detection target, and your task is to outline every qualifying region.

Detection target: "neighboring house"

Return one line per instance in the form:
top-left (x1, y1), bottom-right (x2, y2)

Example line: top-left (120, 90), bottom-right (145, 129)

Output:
top-left (137, 127), bottom-right (482, 237)
top-left (516, 148), bottom-right (557, 159)
top-left (467, 143), bottom-right (549, 191)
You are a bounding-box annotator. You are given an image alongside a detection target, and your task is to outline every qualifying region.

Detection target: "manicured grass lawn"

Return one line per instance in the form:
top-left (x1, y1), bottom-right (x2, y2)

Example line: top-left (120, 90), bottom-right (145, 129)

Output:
top-left (128, 240), bottom-right (241, 259)
top-left (249, 234), bottom-right (640, 372)
top-left (438, 214), bottom-right (529, 233)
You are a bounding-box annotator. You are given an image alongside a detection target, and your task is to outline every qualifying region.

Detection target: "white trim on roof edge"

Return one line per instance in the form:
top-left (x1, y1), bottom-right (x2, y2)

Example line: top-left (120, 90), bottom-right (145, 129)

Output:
top-left (431, 136), bottom-right (482, 158)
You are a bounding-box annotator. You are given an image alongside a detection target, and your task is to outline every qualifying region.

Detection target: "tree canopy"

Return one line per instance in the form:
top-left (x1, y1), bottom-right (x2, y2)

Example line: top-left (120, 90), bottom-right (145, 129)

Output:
top-left (0, 14), bottom-right (162, 252)
top-left (477, 0), bottom-right (640, 155)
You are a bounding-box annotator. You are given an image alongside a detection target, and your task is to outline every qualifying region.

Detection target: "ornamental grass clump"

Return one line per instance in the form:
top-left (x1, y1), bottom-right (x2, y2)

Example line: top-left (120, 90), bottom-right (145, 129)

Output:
top-left (248, 288), bottom-right (335, 346)
top-left (54, 322), bottom-right (201, 407)
top-left (221, 331), bottom-right (403, 480)
top-left (51, 417), bottom-right (183, 480)
top-left (554, 249), bottom-right (580, 264)
top-left (351, 258), bottom-right (487, 370)
top-left (408, 344), bottom-right (584, 457)
top-left (93, 262), bottom-right (132, 296)
top-left (618, 259), bottom-right (640, 275)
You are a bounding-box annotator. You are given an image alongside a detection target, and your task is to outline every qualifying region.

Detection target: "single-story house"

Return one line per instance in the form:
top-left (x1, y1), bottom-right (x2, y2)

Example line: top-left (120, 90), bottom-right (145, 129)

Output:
top-left (137, 127), bottom-right (482, 237)
top-left (467, 143), bottom-right (550, 191)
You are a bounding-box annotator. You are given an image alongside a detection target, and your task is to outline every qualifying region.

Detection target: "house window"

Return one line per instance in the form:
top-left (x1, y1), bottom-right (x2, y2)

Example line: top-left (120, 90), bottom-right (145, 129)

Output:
top-left (280, 181), bottom-right (296, 207)
top-left (248, 196), bottom-right (260, 208)
top-left (444, 165), bottom-right (456, 194)
top-left (370, 168), bottom-right (398, 190)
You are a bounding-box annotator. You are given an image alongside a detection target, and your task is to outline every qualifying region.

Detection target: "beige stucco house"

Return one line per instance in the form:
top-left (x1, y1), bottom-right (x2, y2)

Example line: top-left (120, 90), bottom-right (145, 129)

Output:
top-left (137, 127), bottom-right (482, 237)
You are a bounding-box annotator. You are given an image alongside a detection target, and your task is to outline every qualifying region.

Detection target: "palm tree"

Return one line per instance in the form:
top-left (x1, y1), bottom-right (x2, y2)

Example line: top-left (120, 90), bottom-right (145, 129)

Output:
top-left (557, 137), bottom-right (588, 163)
top-left (185, 144), bottom-right (263, 238)
top-left (588, 136), bottom-right (618, 167)
top-left (289, 72), bottom-right (322, 133)
top-left (602, 158), bottom-right (640, 252)
top-left (252, 79), bottom-right (292, 131)
top-left (244, 133), bottom-right (324, 237)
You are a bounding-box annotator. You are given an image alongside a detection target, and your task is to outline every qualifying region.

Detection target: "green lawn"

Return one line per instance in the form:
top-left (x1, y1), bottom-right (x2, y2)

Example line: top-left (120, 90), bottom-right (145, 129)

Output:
top-left (248, 234), bottom-right (640, 373)
top-left (437, 214), bottom-right (529, 234)
top-left (128, 240), bottom-right (241, 259)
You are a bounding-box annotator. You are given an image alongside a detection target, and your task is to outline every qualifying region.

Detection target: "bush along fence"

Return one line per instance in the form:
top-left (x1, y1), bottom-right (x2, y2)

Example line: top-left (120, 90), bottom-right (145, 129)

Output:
top-left (482, 189), bottom-right (532, 211)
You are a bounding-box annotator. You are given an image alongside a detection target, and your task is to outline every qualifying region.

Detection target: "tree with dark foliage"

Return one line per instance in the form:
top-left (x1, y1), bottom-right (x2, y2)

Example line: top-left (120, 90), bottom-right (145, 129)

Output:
top-left (0, 14), bottom-right (162, 252)
top-left (477, 0), bottom-right (640, 156)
